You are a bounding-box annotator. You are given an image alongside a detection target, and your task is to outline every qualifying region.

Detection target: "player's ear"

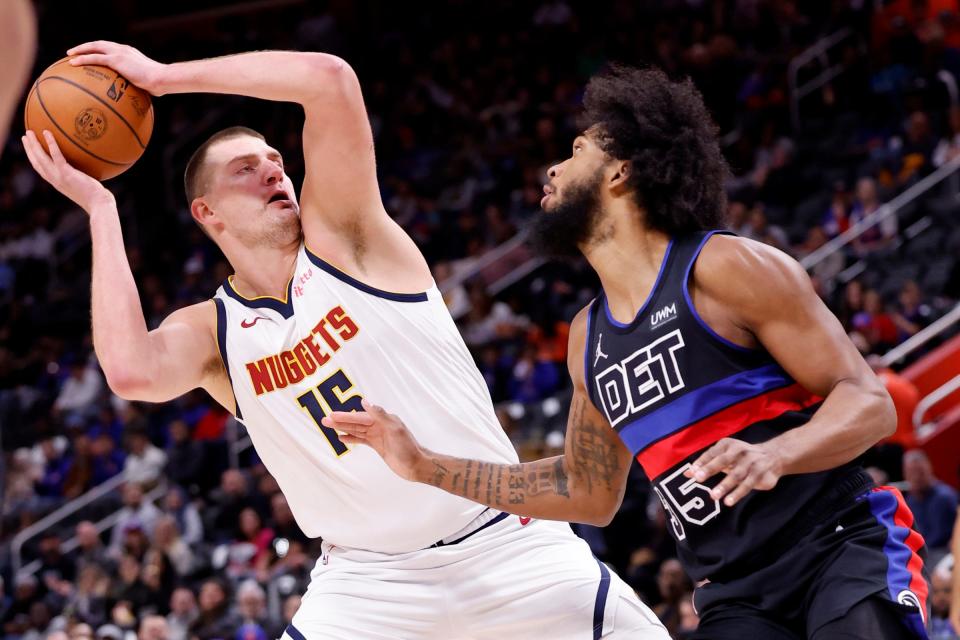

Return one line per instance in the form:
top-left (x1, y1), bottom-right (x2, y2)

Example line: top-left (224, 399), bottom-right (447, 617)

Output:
top-left (608, 160), bottom-right (631, 192)
top-left (190, 197), bottom-right (217, 231)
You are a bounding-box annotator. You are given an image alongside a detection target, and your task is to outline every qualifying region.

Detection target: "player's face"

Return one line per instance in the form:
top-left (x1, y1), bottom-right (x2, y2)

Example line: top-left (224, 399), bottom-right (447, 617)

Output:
top-left (528, 133), bottom-right (607, 258)
top-left (204, 136), bottom-right (301, 247)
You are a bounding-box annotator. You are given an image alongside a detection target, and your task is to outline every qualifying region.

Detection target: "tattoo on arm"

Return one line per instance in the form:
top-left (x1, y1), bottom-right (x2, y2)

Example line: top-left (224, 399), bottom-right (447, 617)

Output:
top-left (423, 395), bottom-right (615, 511)
top-left (567, 395), bottom-right (621, 494)
top-left (428, 460), bottom-right (449, 487)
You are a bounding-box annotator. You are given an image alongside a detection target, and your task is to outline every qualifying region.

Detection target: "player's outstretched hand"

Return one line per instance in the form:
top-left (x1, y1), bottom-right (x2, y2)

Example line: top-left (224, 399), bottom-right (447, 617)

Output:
top-left (683, 438), bottom-right (784, 507)
top-left (321, 400), bottom-right (426, 482)
top-left (67, 41), bottom-right (167, 96)
top-left (22, 130), bottom-right (113, 213)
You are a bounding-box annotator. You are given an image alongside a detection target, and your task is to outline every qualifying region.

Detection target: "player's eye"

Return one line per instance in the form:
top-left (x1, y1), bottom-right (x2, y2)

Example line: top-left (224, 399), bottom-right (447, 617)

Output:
top-left (237, 165), bottom-right (254, 174)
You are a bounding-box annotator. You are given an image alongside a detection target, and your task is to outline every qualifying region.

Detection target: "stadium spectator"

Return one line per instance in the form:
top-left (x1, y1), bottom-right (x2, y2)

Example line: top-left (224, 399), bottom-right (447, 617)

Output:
top-left (89, 432), bottom-right (125, 486)
top-left (108, 483), bottom-right (161, 553)
top-left (236, 580), bottom-right (281, 638)
top-left (207, 470), bottom-right (252, 543)
top-left (166, 587), bottom-right (199, 640)
top-left (930, 560), bottom-right (957, 640)
top-left (741, 202), bottom-right (789, 251)
top-left (190, 579), bottom-right (240, 640)
top-left (267, 493), bottom-right (308, 547)
top-left (37, 531), bottom-right (75, 584)
top-left (822, 180), bottom-right (852, 238)
top-left (152, 514), bottom-right (200, 578)
top-left (33, 436), bottom-right (70, 500)
top-left (904, 450), bottom-right (959, 550)
top-left (138, 615), bottom-right (170, 640)
top-left (164, 419), bottom-right (204, 491)
top-left (891, 280), bottom-right (935, 341)
top-left (652, 558), bottom-right (693, 637)
top-left (52, 357), bottom-right (104, 425)
top-left (122, 427), bottom-right (167, 487)
top-left (850, 177), bottom-right (897, 256)
top-left (223, 508), bottom-right (274, 581)
top-left (72, 521), bottom-right (110, 571)
top-left (852, 288), bottom-right (899, 353)
top-left (161, 485), bottom-right (204, 547)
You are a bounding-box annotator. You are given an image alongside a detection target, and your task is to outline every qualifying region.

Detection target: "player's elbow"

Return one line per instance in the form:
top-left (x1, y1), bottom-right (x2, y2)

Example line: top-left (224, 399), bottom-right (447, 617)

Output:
top-left (304, 54), bottom-right (360, 99)
top-left (575, 490), bottom-right (621, 527)
top-left (102, 366), bottom-right (154, 401)
top-left (872, 386), bottom-right (898, 440)
top-left (585, 507), bottom-right (618, 527)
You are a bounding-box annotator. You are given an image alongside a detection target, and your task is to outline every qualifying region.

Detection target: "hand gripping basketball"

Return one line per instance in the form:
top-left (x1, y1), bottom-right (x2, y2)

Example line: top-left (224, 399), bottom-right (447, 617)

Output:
top-left (67, 41), bottom-right (167, 97)
top-left (22, 130), bottom-right (113, 213)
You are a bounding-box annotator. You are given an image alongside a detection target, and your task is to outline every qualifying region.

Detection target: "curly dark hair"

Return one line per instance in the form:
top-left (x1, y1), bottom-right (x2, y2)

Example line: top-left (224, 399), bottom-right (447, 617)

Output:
top-left (579, 64), bottom-right (728, 235)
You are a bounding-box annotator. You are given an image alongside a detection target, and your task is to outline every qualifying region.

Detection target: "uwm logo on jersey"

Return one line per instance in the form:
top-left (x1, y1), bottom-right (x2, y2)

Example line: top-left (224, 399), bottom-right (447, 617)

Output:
top-left (650, 302), bottom-right (678, 328)
top-left (595, 328), bottom-right (686, 427)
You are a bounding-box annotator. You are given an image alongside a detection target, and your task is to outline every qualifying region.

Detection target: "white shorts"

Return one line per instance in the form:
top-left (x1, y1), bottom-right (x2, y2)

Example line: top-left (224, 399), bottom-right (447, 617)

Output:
top-left (281, 511), bottom-right (668, 639)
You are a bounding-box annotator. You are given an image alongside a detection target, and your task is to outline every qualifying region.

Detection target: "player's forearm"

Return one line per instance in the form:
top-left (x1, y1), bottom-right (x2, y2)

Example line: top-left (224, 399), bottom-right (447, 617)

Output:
top-left (413, 452), bottom-right (611, 525)
top-left (764, 379), bottom-right (895, 475)
top-left (88, 201), bottom-right (155, 394)
top-left (155, 51), bottom-right (352, 104)
top-left (0, 0), bottom-right (36, 149)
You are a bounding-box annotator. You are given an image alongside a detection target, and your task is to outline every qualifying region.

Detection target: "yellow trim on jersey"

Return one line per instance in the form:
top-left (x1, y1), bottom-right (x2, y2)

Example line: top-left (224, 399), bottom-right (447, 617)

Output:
top-left (227, 274), bottom-right (294, 304)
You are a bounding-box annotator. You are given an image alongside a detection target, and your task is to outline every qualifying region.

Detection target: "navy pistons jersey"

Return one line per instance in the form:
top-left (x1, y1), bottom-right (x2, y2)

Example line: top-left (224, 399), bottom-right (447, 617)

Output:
top-left (583, 230), bottom-right (867, 582)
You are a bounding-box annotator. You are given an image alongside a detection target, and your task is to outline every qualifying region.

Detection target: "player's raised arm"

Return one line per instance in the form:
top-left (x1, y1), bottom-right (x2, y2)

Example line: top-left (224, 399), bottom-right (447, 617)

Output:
top-left (21, 131), bottom-right (226, 408)
top-left (66, 41), bottom-right (381, 234)
top-left (683, 236), bottom-right (895, 506)
top-left (322, 307), bottom-right (634, 526)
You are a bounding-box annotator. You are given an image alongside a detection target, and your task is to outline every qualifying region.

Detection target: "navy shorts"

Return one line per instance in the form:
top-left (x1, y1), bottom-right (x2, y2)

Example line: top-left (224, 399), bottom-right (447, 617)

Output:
top-left (691, 486), bottom-right (929, 639)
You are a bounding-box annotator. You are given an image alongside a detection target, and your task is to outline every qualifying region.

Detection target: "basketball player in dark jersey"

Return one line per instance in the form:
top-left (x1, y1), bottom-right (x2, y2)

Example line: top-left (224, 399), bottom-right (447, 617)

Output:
top-left (324, 65), bottom-right (930, 639)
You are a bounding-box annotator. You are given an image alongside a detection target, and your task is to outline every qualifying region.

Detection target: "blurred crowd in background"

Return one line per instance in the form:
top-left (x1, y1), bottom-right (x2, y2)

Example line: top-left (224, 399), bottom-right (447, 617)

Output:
top-left (1, 1), bottom-right (960, 639)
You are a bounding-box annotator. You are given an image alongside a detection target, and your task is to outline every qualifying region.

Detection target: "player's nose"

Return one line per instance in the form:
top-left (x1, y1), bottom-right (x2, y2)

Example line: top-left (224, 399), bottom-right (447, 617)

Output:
top-left (263, 162), bottom-right (283, 185)
top-left (547, 161), bottom-right (563, 179)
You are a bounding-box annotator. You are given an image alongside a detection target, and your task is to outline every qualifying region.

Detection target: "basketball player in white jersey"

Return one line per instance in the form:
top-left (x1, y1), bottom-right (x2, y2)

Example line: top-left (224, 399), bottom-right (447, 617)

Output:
top-left (21, 41), bottom-right (667, 639)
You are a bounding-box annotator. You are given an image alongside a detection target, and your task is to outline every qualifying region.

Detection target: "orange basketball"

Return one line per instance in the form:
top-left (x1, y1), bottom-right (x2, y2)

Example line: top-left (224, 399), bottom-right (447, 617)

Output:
top-left (23, 58), bottom-right (154, 180)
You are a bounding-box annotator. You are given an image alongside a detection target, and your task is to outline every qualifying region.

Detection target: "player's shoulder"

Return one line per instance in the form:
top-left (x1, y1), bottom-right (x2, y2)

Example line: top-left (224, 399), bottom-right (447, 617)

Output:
top-left (695, 233), bottom-right (809, 297)
top-left (160, 299), bottom-right (217, 333)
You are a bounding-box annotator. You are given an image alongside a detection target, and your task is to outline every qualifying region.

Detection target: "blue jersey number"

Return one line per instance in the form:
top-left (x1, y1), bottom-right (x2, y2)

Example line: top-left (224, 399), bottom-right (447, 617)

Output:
top-left (296, 369), bottom-right (363, 456)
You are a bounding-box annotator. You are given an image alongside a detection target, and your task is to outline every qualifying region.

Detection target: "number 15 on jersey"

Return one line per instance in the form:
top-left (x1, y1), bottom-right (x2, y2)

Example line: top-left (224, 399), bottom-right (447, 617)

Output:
top-left (296, 368), bottom-right (363, 456)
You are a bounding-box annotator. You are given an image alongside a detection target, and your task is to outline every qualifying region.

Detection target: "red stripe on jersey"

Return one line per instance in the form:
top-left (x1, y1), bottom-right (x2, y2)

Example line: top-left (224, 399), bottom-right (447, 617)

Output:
top-left (637, 383), bottom-right (820, 479)
top-left (885, 486), bottom-right (929, 608)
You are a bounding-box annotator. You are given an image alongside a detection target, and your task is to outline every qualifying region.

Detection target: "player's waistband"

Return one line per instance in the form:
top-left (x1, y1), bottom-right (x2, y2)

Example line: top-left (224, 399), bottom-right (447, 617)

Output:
top-left (426, 508), bottom-right (509, 549)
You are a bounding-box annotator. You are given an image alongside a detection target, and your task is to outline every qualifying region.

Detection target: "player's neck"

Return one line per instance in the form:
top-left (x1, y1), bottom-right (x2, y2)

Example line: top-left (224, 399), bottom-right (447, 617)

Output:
top-left (227, 243), bottom-right (299, 300)
top-left (582, 213), bottom-right (670, 321)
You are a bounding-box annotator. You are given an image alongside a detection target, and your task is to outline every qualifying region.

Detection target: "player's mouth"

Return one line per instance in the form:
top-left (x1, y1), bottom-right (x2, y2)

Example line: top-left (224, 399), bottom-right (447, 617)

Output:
top-left (267, 192), bottom-right (295, 209)
top-left (541, 184), bottom-right (555, 208)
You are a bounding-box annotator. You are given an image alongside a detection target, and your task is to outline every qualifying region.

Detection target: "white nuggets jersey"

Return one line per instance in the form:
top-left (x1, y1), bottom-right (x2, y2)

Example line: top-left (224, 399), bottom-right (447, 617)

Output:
top-left (212, 244), bottom-right (518, 553)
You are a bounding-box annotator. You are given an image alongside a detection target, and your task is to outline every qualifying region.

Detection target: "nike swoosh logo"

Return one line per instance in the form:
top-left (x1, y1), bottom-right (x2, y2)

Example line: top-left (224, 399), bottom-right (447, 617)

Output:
top-left (240, 317), bottom-right (262, 328)
top-left (519, 516), bottom-right (532, 526)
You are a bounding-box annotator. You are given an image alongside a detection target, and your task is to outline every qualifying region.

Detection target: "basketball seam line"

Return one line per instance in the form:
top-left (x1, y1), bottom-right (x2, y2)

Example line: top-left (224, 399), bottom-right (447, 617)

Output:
top-left (40, 75), bottom-right (148, 149)
top-left (34, 88), bottom-right (128, 167)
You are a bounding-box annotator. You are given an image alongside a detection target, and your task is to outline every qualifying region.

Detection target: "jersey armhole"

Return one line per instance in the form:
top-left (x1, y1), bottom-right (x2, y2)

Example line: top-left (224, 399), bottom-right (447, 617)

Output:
top-left (213, 297), bottom-right (243, 420)
top-left (681, 230), bottom-right (758, 354)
